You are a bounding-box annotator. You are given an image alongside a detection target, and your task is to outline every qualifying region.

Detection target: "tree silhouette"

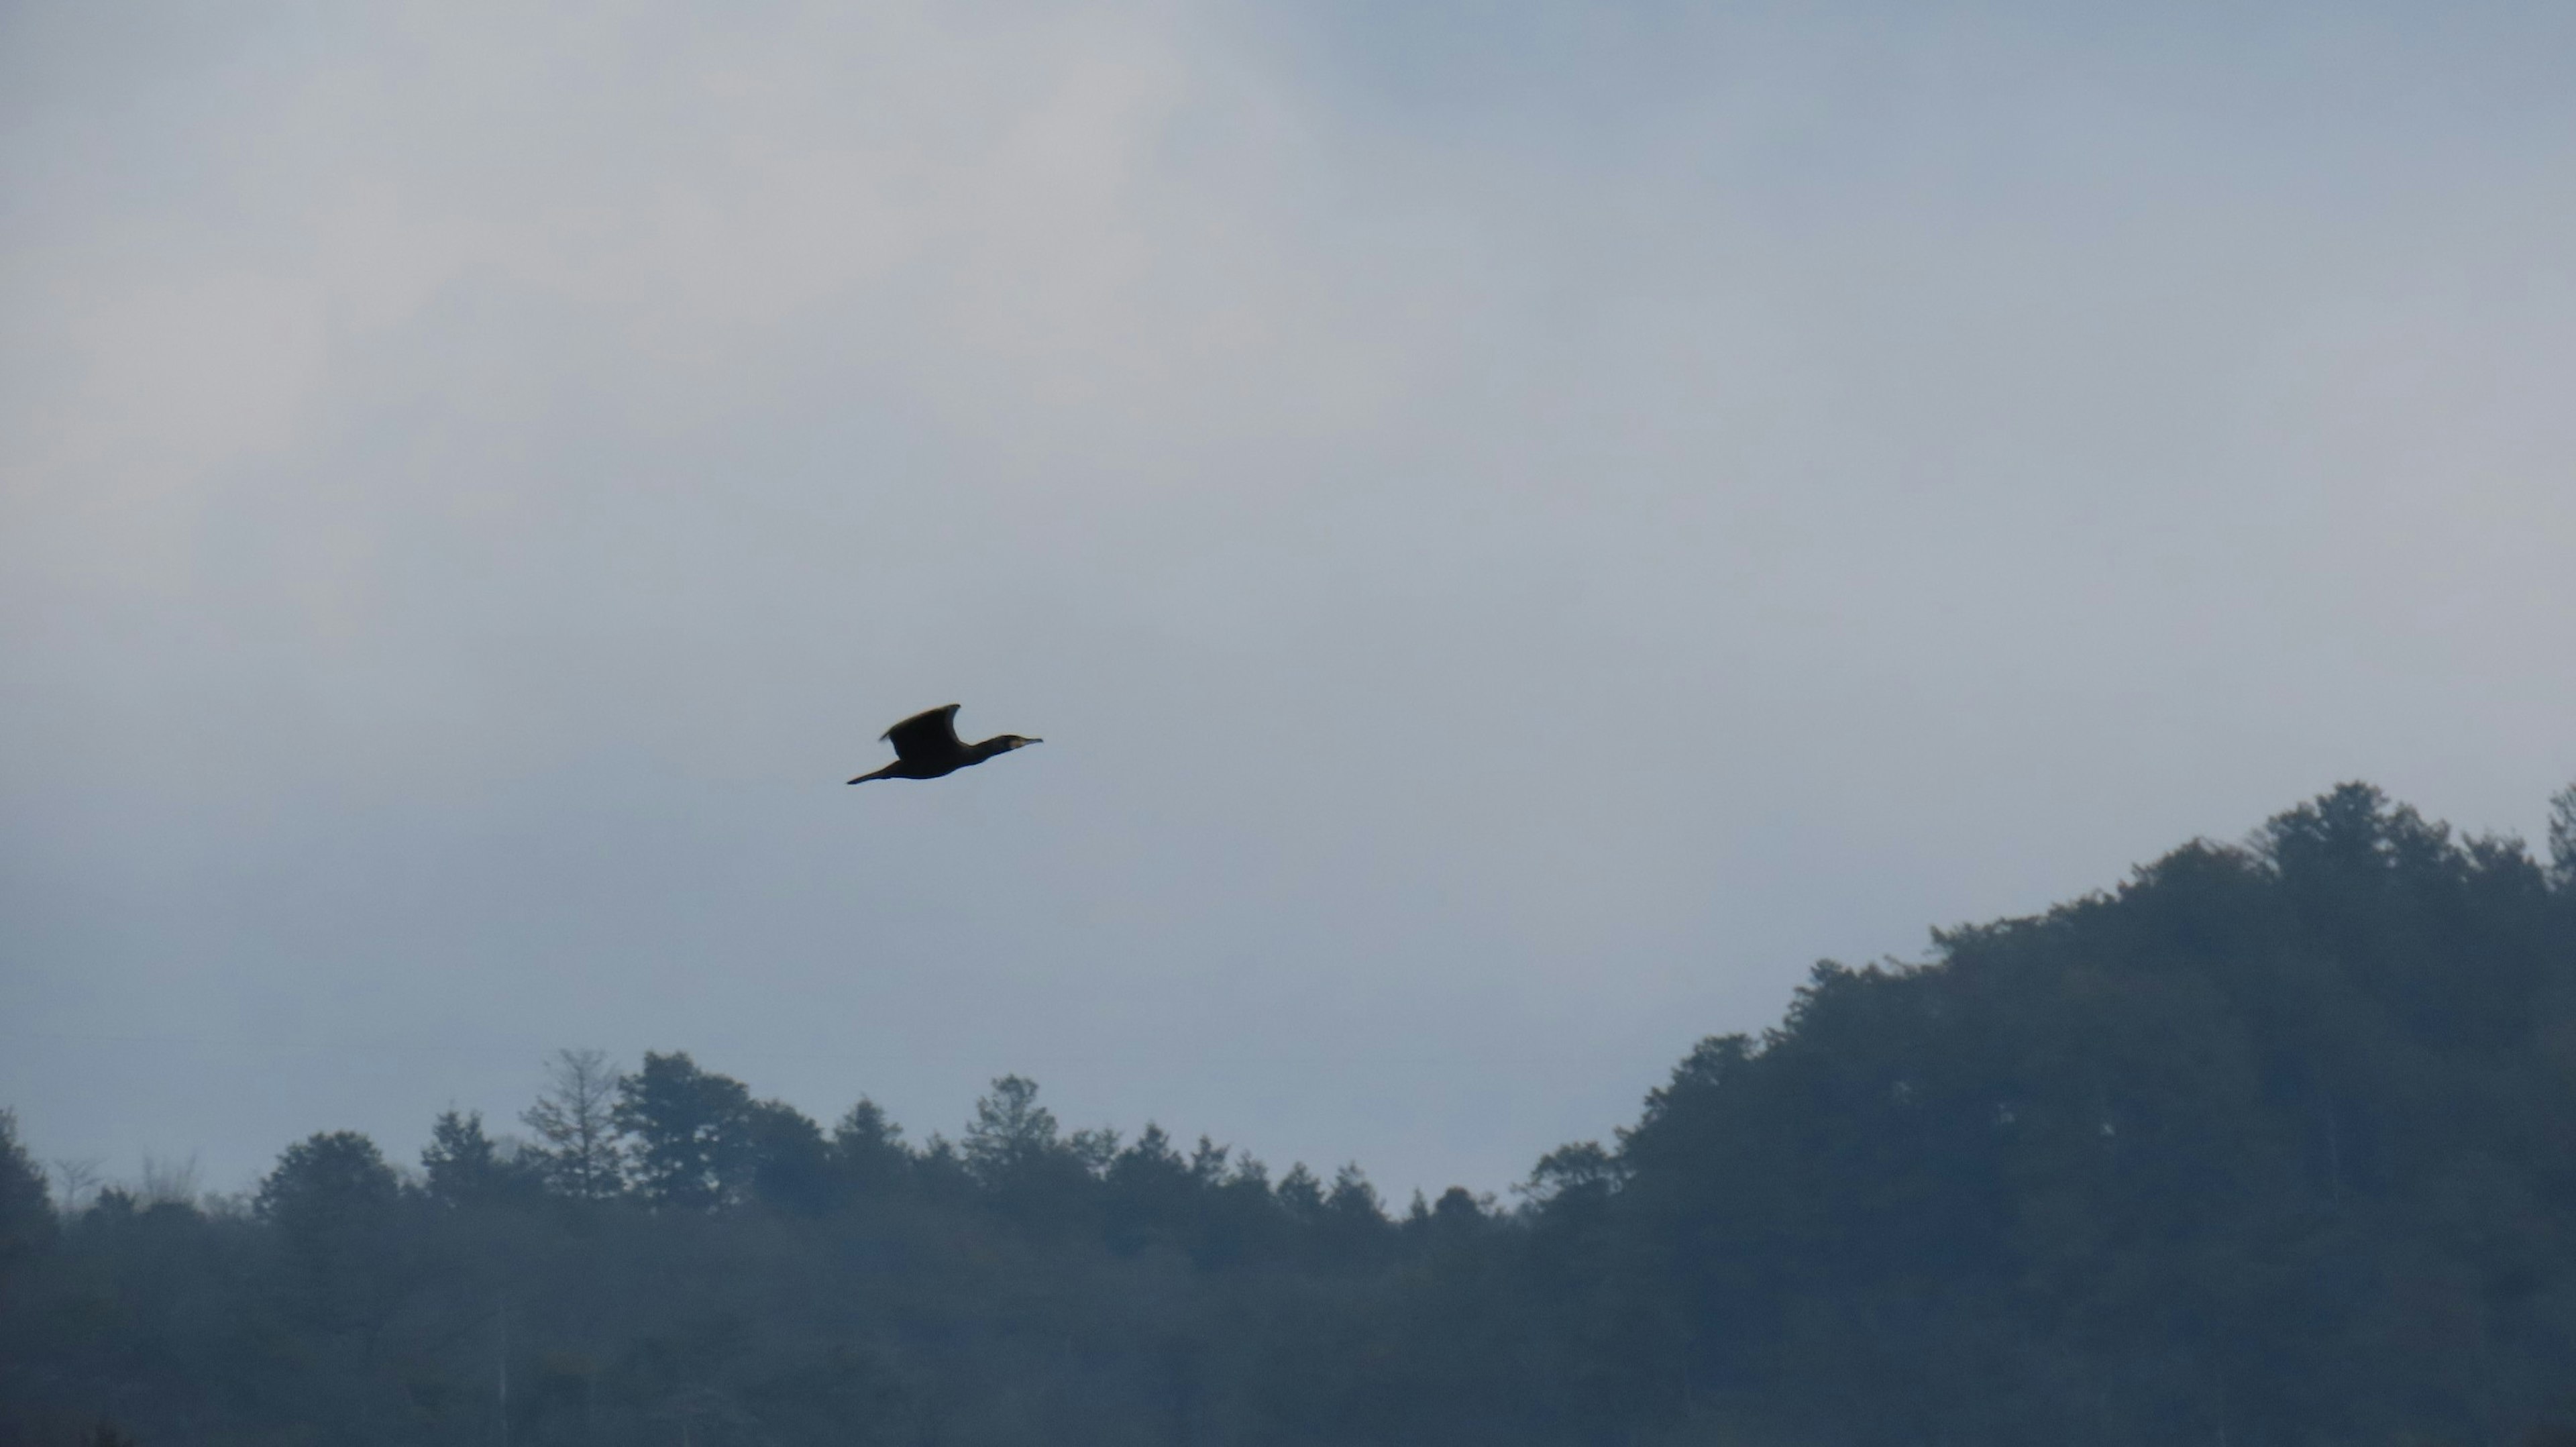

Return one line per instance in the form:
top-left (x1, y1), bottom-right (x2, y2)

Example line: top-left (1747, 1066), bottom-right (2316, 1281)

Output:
top-left (961, 1074), bottom-right (1059, 1184)
top-left (421, 1108), bottom-right (530, 1207)
top-left (521, 1047), bottom-right (625, 1201)
top-left (0, 1110), bottom-right (52, 1283)
top-left (614, 1050), bottom-right (756, 1210)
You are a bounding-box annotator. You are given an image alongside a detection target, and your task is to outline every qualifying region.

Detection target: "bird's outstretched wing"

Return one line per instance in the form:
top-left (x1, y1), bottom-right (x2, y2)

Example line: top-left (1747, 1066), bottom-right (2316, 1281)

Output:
top-left (881, 704), bottom-right (965, 763)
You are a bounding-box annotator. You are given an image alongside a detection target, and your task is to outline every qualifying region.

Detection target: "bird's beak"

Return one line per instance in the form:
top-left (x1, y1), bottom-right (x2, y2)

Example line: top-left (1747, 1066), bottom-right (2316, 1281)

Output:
top-left (1018, 737), bottom-right (1042, 747)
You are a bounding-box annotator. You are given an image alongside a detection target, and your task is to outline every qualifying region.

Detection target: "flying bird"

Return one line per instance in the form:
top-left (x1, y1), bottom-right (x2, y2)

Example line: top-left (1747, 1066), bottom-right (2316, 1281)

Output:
top-left (847, 704), bottom-right (1041, 784)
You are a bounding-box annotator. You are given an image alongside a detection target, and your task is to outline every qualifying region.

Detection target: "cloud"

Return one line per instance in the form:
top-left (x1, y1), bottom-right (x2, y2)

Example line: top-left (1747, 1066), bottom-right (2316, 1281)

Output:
top-left (4, 1), bottom-right (2575, 1195)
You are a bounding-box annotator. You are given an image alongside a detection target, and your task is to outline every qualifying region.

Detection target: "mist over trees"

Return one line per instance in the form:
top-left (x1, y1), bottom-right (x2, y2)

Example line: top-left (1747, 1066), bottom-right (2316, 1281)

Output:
top-left (5, 783), bottom-right (2576, 1445)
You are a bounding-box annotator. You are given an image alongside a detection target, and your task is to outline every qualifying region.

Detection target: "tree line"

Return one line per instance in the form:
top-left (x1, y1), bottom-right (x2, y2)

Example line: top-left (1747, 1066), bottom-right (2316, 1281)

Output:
top-left (4, 782), bottom-right (2575, 1445)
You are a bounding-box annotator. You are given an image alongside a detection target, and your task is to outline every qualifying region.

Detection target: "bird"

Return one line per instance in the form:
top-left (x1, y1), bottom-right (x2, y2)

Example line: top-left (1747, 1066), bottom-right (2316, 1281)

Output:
top-left (847, 704), bottom-right (1041, 784)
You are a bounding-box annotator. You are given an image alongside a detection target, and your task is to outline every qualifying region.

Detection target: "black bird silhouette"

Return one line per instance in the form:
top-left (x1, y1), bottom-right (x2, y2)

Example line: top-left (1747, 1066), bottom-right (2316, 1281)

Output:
top-left (847, 704), bottom-right (1041, 784)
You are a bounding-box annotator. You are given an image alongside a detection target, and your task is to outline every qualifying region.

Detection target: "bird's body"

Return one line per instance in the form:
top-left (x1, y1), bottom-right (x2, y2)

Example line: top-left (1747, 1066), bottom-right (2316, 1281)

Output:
top-left (847, 704), bottom-right (1040, 784)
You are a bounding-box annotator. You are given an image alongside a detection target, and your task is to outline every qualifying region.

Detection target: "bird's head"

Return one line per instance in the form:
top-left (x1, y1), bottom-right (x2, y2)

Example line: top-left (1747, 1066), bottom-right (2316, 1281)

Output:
top-left (965, 732), bottom-right (1041, 763)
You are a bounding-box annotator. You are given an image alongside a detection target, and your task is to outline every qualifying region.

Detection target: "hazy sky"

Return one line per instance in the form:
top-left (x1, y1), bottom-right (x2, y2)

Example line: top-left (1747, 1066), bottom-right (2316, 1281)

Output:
top-left (5, 1), bottom-right (2573, 1201)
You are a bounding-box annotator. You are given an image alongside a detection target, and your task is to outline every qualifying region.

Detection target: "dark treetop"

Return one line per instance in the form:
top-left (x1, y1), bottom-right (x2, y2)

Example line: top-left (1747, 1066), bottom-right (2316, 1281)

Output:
top-left (847, 702), bottom-right (1041, 784)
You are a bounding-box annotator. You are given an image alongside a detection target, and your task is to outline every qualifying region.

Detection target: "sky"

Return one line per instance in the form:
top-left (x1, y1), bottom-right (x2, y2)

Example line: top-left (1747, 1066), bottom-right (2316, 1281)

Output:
top-left (4, 1), bottom-right (2573, 1202)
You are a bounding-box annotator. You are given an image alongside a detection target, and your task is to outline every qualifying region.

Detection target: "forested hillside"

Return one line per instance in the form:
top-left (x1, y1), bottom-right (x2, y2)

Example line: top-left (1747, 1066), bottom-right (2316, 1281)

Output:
top-left (6, 783), bottom-right (2576, 1446)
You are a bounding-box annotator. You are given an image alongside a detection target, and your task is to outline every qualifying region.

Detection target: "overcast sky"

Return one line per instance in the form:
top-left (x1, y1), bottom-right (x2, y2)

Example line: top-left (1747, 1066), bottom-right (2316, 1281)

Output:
top-left (5, 1), bottom-right (2573, 1201)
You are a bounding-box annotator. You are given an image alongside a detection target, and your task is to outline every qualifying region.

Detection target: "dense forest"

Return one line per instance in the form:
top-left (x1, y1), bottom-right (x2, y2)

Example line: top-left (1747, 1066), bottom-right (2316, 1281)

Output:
top-left (7, 782), bottom-right (2576, 1446)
